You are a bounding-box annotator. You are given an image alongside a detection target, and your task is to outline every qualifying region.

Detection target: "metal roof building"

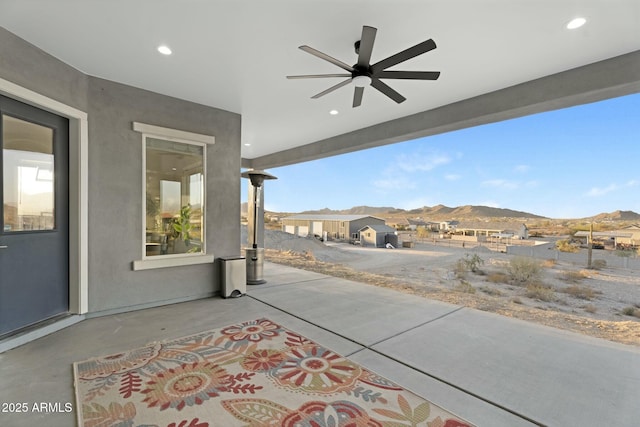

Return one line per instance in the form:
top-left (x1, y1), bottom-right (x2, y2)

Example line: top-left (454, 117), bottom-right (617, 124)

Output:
top-left (574, 230), bottom-right (634, 247)
top-left (281, 214), bottom-right (385, 241)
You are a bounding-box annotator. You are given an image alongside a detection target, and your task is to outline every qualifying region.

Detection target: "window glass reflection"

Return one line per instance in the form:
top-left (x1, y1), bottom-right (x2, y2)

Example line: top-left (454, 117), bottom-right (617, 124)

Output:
top-left (145, 138), bottom-right (204, 256)
top-left (2, 115), bottom-right (55, 232)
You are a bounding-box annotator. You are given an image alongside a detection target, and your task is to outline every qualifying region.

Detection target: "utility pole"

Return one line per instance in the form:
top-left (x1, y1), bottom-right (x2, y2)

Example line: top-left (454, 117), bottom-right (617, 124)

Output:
top-left (587, 222), bottom-right (593, 269)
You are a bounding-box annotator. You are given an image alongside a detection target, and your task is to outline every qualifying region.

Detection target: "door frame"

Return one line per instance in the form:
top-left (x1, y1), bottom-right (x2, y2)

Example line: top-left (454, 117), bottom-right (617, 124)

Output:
top-left (0, 77), bottom-right (88, 316)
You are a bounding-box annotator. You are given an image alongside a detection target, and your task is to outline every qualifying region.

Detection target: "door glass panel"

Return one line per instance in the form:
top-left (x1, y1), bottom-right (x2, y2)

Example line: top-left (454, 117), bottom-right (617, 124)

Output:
top-left (2, 115), bottom-right (55, 231)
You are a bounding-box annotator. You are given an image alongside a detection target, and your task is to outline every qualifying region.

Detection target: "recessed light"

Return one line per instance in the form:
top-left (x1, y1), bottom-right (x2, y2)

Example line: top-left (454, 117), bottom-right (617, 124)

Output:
top-left (329, 110), bottom-right (339, 115)
top-left (244, 143), bottom-right (251, 146)
top-left (157, 45), bottom-right (172, 55)
top-left (566, 17), bottom-right (586, 30)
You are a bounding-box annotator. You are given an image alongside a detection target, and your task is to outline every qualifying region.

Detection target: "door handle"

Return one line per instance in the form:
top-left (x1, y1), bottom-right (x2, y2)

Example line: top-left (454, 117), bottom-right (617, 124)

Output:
top-left (0, 245), bottom-right (7, 249)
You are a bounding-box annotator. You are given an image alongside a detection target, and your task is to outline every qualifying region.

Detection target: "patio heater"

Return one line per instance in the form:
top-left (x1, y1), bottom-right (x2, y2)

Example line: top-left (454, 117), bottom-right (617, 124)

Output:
top-left (241, 169), bottom-right (277, 285)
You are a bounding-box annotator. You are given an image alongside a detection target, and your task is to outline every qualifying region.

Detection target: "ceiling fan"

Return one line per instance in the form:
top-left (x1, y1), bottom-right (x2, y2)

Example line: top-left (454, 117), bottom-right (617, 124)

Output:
top-left (287, 25), bottom-right (440, 108)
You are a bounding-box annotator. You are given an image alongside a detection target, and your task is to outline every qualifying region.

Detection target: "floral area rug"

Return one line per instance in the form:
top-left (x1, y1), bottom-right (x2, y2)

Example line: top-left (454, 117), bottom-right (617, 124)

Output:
top-left (74, 318), bottom-right (474, 427)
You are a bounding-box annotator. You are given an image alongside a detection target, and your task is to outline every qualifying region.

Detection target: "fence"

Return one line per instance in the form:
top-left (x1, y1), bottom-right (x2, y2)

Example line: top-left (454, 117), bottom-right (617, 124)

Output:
top-left (507, 243), bottom-right (640, 270)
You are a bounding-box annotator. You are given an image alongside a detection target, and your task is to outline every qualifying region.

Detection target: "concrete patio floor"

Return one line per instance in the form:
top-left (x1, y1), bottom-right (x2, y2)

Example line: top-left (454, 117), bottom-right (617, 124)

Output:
top-left (1, 261), bottom-right (638, 426)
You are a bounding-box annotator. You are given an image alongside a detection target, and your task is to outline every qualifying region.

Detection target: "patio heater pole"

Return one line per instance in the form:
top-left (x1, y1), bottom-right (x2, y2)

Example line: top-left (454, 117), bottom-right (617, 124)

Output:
top-left (252, 183), bottom-right (259, 249)
top-left (241, 170), bottom-right (277, 285)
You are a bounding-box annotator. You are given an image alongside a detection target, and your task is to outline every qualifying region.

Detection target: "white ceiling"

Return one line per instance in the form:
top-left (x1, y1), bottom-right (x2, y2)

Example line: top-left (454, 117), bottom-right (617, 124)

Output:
top-left (1, 0), bottom-right (639, 161)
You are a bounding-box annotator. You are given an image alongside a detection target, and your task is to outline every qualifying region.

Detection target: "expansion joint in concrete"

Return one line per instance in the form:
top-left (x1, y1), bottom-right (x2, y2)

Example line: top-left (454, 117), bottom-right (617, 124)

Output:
top-left (247, 294), bottom-right (547, 427)
top-left (248, 277), bottom-right (328, 291)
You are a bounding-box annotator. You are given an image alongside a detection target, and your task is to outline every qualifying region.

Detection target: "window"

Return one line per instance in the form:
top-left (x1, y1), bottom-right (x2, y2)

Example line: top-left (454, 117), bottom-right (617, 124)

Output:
top-left (133, 123), bottom-right (214, 269)
top-left (145, 137), bottom-right (204, 257)
top-left (2, 115), bottom-right (55, 231)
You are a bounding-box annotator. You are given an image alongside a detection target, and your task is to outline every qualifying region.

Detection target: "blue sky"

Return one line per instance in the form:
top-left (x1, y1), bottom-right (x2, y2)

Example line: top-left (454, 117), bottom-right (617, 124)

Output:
top-left (245, 93), bottom-right (639, 219)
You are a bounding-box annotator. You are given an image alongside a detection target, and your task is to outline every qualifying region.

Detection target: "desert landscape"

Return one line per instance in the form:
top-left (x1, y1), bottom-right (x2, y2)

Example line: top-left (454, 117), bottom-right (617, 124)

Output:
top-left (245, 226), bottom-right (640, 346)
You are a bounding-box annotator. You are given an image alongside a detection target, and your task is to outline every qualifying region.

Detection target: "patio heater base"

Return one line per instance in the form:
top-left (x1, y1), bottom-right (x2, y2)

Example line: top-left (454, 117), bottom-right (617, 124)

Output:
top-left (245, 247), bottom-right (266, 285)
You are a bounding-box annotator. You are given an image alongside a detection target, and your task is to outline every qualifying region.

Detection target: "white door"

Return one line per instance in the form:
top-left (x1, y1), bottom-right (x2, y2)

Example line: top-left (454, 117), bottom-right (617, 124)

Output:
top-left (312, 221), bottom-right (323, 236)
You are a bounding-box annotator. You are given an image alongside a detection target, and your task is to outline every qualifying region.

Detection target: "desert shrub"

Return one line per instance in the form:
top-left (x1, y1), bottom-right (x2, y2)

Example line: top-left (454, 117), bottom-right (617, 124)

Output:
top-left (621, 306), bottom-right (640, 318)
top-left (486, 272), bottom-right (510, 283)
top-left (559, 270), bottom-right (588, 283)
top-left (453, 254), bottom-right (485, 278)
top-left (507, 257), bottom-right (542, 284)
top-left (454, 280), bottom-right (476, 294)
top-left (541, 259), bottom-right (557, 268)
top-left (591, 259), bottom-right (607, 270)
top-left (583, 304), bottom-right (597, 314)
top-left (525, 283), bottom-right (555, 302)
top-left (453, 259), bottom-right (467, 279)
top-left (556, 239), bottom-right (580, 253)
top-left (416, 227), bottom-right (431, 239)
top-left (463, 254), bottom-right (484, 273)
top-left (561, 285), bottom-right (599, 300)
top-left (480, 286), bottom-right (503, 296)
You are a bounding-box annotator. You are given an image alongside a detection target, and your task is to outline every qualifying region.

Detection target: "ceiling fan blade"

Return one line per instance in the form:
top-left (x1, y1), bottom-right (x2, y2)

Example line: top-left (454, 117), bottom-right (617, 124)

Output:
top-left (353, 86), bottom-right (364, 107)
top-left (371, 39), bottom-right (437, 73)
top-left (356, 26), bottom-right (377, 68)
top-left (287, 74), bottom-right (352, 79)
top-left (375, 70), bottom-right (440, 80)
top-left (371, 78), bottom-right (406, 104)
top-left (311, 78), bottom-right (353, 99)
top-left (299, 45), bottom-right (354, 72)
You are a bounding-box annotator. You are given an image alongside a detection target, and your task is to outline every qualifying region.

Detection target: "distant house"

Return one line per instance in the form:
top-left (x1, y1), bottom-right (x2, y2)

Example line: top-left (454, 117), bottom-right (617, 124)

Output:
top-left (423, 221), bottom-right (441, 231)
top-left (407, 218), bottom-right (440, 231)
top-left (575, 224), bottom-right (639, 248)
top-left (281, 214), bottom-right (385, 240)
top-left (518, 223), bottom-right (529, 239)
top-left (406, 219), bottom-right (423, 231)
top-left (452, 222), bottom-right (529, 242)
top-left (359, 224), bottom-right (398, 247)
top-left (618, 224), bottom-right (640, 246)
top-left (439, 221), bottom-right (459, 231)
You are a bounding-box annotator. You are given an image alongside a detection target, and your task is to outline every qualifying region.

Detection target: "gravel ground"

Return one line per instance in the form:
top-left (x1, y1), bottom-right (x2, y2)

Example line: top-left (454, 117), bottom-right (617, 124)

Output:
top-left (242, 226), bottom-right (640, 345)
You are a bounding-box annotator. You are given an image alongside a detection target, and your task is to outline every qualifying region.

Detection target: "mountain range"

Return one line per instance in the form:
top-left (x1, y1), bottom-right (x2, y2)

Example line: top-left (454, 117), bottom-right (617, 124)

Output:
top-left (242, 202), bottom-right (640, 221)
top-left (590, 210), bottom-right (640, 221)
top-left (299, 204), bottom-right (546, 219)
top-left (297, 205), bottom-right (640, 221)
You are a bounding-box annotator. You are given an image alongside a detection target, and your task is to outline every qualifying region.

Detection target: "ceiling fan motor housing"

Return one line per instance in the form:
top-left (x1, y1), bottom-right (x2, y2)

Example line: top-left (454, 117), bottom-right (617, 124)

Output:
top-left (287, 25), bottom-right (440, 107)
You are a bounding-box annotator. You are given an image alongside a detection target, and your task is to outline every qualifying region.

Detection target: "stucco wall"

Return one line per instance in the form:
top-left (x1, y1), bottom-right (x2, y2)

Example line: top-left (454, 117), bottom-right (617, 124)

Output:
top-left (0, 27), bottom-right (88, 111)
top-left (86, 77), bottom-right (241, 313)
top-left (0, 27), bottom-right (242, 315)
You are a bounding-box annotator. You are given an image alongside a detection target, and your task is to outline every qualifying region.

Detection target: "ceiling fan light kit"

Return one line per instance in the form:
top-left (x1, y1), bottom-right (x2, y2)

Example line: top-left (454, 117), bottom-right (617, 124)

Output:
top-left (287, 25), bottom-right (440, 108)
top-left (351, 75), bottom-right (372, 87)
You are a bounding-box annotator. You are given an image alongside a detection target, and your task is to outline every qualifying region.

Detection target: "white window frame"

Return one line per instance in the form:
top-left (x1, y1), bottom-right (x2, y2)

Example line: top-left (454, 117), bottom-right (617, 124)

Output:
top-left (132, 122), bottom-right (214, 271)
